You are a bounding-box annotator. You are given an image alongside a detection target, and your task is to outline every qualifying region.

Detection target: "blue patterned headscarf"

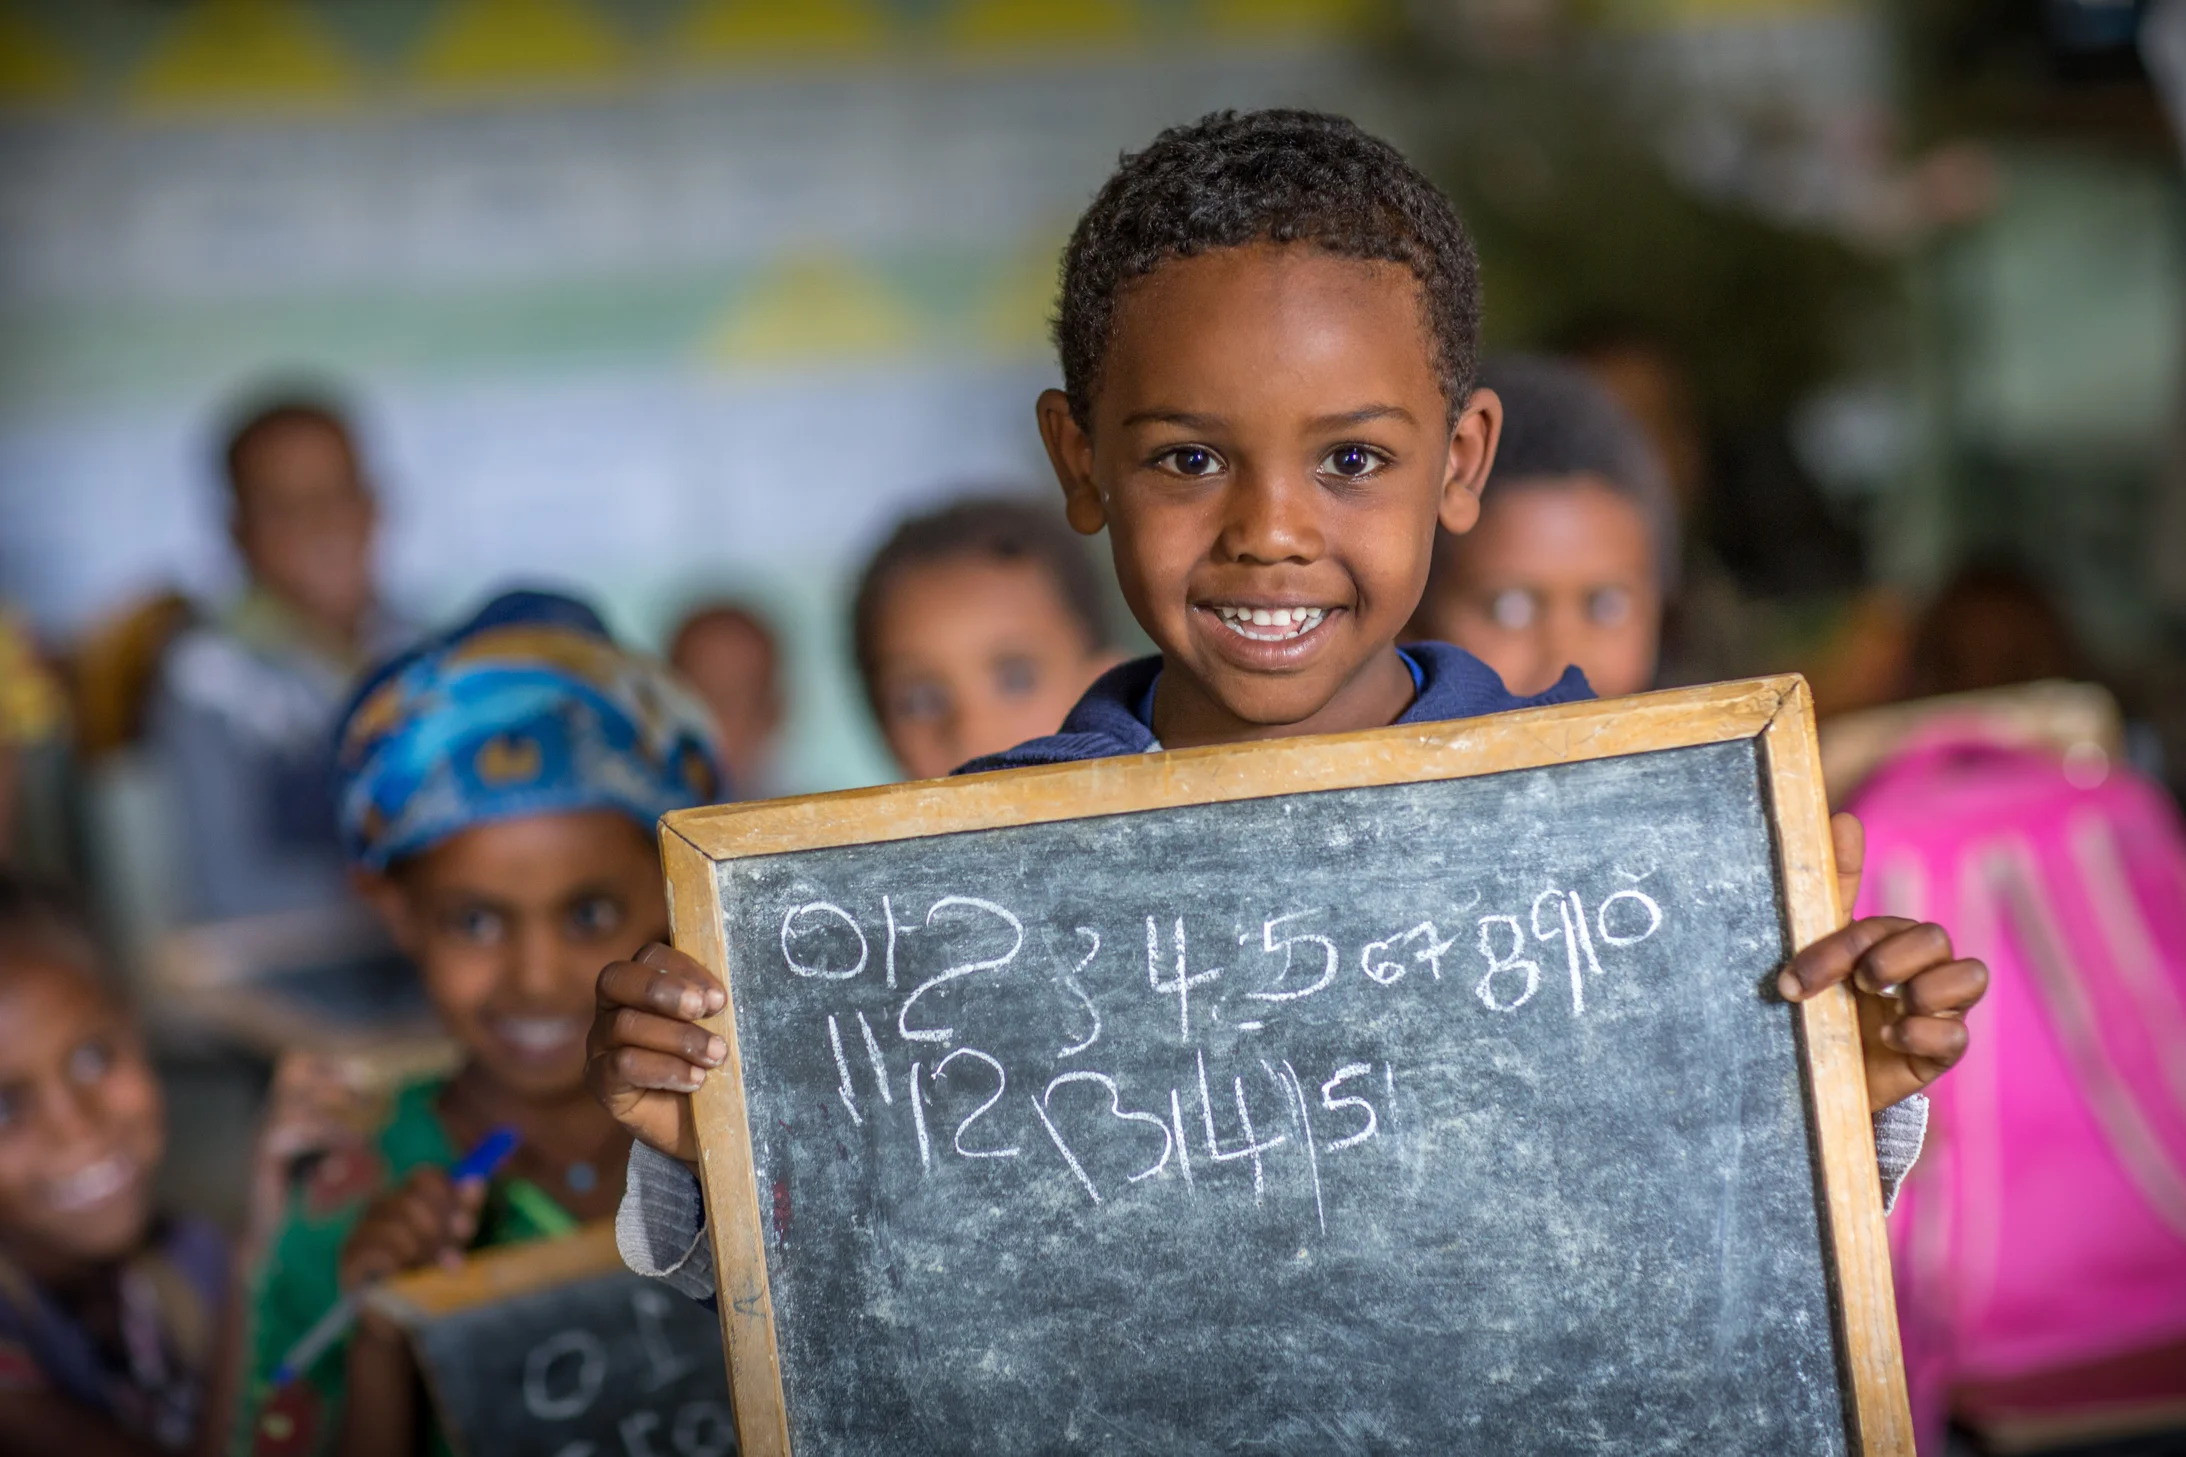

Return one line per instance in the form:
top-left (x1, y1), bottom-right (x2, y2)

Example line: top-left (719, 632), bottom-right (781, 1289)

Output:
top-left (334, 589), bottom-right (726, 872)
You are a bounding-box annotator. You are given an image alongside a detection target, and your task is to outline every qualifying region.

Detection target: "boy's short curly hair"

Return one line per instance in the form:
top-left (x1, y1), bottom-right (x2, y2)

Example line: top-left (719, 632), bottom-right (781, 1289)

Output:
top-left (1054, 108), bottom-right (1481, 428)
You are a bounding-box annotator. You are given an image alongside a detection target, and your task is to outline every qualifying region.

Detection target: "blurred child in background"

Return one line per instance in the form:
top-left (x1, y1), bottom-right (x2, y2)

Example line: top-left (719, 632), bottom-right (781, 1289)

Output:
top-left (150, 396), bottom-right (412, 924)
top-left (0, 875), bottom-right (350, 1455)
top-left (851, 496), bottom-right (1121, 780)
top-left (229, 589), bottom-right (723, 1456)
top-left (1407, 354), bottom-right (1677, 700)
top-left (668, 601), bottom-right (783, 800)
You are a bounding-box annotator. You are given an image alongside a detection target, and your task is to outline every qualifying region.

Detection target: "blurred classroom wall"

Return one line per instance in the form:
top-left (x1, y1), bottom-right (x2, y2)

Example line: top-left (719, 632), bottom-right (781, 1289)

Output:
top-left (0, 0), bottom-right (1366, 792)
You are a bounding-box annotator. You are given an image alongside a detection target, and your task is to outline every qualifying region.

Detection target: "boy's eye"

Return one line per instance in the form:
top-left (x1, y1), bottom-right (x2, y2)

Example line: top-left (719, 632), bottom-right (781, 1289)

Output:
top-left (1154, 445), bottom-right (1224, 479)
top-left (66, 1037), bottom-right (112, 1085)
top-left (0, 1086), bottom-right (25, 1129)
top-left (567, 894), bottom-right (625, 940)
top-left (1488, 588), bottom-right (1536, 630)
top-left (993, 655), bottom-right (1040, 698)
top-left (1587, 587), bottom-right (1633, 627)
top-left (890, 681), bottom-right (951, 726)
top-left (1318, 443), bottom-right (1387, 480)
top-left (444, 905), bottom-right (505, 944)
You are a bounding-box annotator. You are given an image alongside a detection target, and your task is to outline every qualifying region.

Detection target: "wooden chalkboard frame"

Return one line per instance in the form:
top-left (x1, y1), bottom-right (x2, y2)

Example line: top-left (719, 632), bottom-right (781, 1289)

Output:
top-left (368, 1220), bottom-right (625, 1326)
top-left (661, 674), bottom-right (1914, 1455)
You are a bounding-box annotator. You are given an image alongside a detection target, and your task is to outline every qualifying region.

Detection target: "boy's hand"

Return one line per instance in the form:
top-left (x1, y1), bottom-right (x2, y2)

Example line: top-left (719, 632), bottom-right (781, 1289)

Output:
top-left (245, 1053), bottom-right (369, 1250)
top-left (1777, 813), bottom-right (1987, 1111)
top-left (585, 942), bottom-right (728, 1165)
top-left (339, 1166), bottom-right (485, 1288)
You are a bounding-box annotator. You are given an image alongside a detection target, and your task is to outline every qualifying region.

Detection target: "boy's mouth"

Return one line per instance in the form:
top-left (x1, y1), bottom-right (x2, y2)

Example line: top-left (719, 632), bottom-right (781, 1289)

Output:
top-left (1209, 604), bottom-right (1329, 642)
top-left (43, 1154), bottom-right (137, 1213)
top-left (486, 1014), bottom-right (587, 1061)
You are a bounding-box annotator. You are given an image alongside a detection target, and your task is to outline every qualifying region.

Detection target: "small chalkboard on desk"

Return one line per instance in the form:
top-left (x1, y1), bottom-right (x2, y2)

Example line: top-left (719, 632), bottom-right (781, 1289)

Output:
top-left (367, 1222), bottom-right (736, 1457)
top-left (662, 676), bottom-right (1912, 1456)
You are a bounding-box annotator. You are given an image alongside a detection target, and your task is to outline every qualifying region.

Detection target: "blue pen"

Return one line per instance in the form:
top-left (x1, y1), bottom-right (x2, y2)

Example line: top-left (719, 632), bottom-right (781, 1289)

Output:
top-left (268, 1126), bottom-right (519, 1389)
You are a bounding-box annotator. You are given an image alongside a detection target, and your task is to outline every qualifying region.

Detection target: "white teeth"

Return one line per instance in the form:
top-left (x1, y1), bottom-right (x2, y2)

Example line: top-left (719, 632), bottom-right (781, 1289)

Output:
top-left (46, 1156), bottom-right (132, 1212)
top-left (1210, 606), bottom-right (1327, 641)
top-left (494, 1017), bottom-right (585, 1054)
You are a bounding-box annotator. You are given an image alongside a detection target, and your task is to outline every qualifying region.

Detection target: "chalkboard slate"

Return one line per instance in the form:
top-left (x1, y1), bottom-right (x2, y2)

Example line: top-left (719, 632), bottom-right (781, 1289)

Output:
top-left (371, 1224), bottom-right (737, 1457)
top-left (664, 678), bottom-right (1911, 1455)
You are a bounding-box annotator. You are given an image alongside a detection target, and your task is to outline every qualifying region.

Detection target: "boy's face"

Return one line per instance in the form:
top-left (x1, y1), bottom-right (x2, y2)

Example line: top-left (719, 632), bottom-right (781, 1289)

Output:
top-left (869, 556), bottom-right (1116, 780)
top-left (1038, 243), bottom-right (1498, 747)
top-left (671, 614), bottom-right (782, 793)
top-left (366, 810), bottom-right (667, 1101)
top-left (0, 957), bottom-right (164, 1272)
top-left (231, 418), bottom-right (378, 637)
top-left (1411, 476), bottom-right (1661, 700)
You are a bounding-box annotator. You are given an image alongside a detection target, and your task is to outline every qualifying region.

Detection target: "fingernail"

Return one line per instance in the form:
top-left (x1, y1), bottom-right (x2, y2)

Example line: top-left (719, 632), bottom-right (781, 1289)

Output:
top-left (705, 987), bottom-right (726, 1013)
top-left (681, 1070), bottom-right (706, 1091)
top-left (1879, 1024), bottom-right (1903, 1049)
top-left (1776, 971), bottom-right (1802, 1002)
top-left (704, 1036), bottom-right (727, 1065)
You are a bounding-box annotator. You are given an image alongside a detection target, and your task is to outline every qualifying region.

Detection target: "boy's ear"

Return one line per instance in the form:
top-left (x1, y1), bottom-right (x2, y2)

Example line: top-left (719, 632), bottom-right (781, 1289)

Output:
top-left (1036, 388), bottom-right (1106, 536)
top-left (352, 870), bottom-right (421, 957)
top-left (1437, 385), bottom-right (1503, 537)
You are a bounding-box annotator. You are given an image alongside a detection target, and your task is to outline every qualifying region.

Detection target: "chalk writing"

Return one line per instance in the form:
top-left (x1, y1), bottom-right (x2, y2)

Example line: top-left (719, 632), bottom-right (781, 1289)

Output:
top-left (787, 879), bottom-right (1666, 1242)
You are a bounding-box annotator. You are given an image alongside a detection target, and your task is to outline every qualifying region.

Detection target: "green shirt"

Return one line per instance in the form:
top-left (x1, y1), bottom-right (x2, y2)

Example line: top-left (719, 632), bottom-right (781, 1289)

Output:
top-left (228, 1078), bottom-right (579, 1457)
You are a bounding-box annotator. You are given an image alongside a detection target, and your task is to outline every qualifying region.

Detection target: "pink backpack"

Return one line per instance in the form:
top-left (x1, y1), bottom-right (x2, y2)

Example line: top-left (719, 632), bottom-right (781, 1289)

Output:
top-left (1846, 733), bottom-right (2186, 1450)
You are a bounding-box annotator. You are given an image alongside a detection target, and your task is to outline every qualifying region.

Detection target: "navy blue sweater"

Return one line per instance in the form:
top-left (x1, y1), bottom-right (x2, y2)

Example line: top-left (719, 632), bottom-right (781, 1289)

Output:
top-left (956, 641), bottom-right (1593, 775)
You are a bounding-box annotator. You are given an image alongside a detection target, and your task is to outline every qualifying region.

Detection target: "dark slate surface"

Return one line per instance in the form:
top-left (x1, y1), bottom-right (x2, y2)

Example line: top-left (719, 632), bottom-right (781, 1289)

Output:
top-left (410, 1269), bottom-right (735, 1457)
top-left (716, 740), bottom-right (1848, 1456)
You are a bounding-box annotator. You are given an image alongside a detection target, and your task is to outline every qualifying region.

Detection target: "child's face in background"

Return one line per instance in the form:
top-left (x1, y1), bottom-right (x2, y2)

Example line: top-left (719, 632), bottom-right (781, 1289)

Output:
top-left (231, 418), bottom-right (377, 635)
top-left (0, 957), bottom-right (164, 1274)
top-left (1040, 243), bottom-right (1495, 747)
top-left (671, 614), bottom-right (782, 794)
top-left (367, 810), bottom-right (668, 1101)
top-left (1412, 476), bottom-right (1661, 700)
top-left (869, 557), bottom-right (1114, 780)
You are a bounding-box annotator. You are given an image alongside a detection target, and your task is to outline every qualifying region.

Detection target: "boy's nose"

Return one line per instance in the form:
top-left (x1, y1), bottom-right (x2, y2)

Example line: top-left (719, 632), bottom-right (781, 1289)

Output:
top-left (1217, 466), bottom-right (1321, 565)
top-left (510, 920), bottom-right (567, 998)
top-left (43, 1081), bottom-right (103, 1143)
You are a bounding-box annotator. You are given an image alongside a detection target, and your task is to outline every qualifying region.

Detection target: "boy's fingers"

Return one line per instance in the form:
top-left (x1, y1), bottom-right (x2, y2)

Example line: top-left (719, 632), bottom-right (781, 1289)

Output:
top-left (1831, 812), bottom-right (1865, 921)
top-left (1897, 957), bottom-right (1988, 1016)
top-left (604, 1046), bottom-right (708, 1095)
top-left (597, 956), bottom-right (725, 1021)
top-left (1850, 922), bottom-right (1957, 994)
top-left (1878, 1014), bottom-right (1970, 1067)
top-left (605, 1007), bottom-right (727, 1067)
top-left (1778, 916), bottom-right (1918, 1001)
top-left (395, 1190), bottom-right (452, 1252)
top-left (449, 1177), bottom-right (488, 1241)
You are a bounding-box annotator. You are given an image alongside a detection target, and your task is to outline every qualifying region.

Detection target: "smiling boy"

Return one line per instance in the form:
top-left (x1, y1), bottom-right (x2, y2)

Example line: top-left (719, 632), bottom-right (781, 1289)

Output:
top-left (589, 109), bottom-right (1982, 1306)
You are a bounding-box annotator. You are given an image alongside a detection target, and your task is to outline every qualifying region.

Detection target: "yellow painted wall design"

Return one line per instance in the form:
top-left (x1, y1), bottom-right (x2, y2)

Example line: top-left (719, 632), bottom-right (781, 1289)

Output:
top-left (979, 239), bottom-right (1068, 355)
top-left (676, 0), bottom-right (889, 62)
top-left (704, 256), bottom-right (923, 367)
top-left (131, 0), bottom-right (356, 112)
top-left (0, 0), bottom-right (1369, 115)
top-left (411, 0), bottom-right (628, 96)
top-left (0, 12), bottom-right (74, 104)
top-left (942, 0), bottom-right (1144, 51)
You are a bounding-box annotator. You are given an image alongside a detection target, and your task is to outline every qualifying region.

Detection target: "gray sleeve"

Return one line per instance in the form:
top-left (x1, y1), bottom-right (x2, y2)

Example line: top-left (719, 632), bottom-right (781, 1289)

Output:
top-left (1872, 1093), bottom-right (1928, 1214)
top-left (615, 1142), bottom-right (717, 1302)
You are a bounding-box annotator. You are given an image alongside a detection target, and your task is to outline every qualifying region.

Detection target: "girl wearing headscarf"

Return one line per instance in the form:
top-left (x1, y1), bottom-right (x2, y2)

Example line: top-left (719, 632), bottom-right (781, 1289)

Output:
top-left (227, 590), bottom-right (723, 1457)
